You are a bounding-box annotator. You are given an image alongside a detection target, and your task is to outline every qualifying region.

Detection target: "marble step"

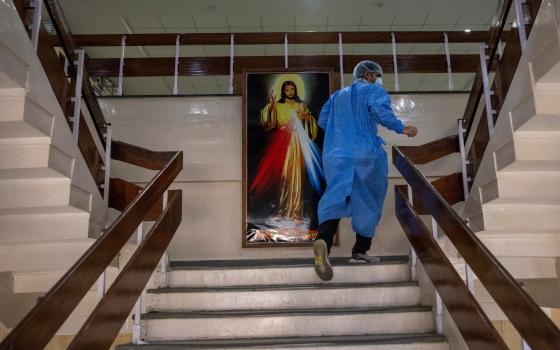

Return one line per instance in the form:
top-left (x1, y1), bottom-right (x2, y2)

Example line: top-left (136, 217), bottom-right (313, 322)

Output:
top-left (514, 115), bottom-right (560, 161)
top-left (117, 333), bottom-right (448, 350)
top-left (141, 306), bottom-right (434, 341)
top-left (0, 168), bottom-right (70, 209)
top-left (482, 197), bottom-right (560, 231)
top-left (167, 257), bottom-right (410, 288)
top-left (146, 281), bottom-right (420, 312)
top-left (497, 161), bottom-right (560, 198)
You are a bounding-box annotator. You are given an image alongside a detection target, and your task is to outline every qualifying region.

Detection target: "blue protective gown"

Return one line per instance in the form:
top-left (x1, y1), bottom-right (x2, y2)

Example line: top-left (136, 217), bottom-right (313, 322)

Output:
top-left (317, 80), bottom-right (405, 238)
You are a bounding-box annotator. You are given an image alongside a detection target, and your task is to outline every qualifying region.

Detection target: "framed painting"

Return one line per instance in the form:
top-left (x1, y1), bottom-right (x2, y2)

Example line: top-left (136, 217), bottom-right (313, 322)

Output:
top-left (242, 69), bottom-right (334, 247)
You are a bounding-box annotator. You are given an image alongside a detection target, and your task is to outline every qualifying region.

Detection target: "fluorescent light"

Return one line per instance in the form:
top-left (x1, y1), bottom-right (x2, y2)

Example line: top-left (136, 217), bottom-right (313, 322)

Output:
top-left (464, 28), bottom-right (472, 33)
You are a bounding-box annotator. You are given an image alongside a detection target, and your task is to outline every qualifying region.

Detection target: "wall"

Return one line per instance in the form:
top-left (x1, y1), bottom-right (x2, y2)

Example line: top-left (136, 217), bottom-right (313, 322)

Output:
top-left (101, 92), bottom-right (467, 261)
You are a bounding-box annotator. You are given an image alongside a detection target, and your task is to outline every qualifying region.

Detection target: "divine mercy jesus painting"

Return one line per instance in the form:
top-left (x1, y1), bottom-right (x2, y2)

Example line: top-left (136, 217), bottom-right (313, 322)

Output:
top-left (243, 70), bottom-right (332, 247)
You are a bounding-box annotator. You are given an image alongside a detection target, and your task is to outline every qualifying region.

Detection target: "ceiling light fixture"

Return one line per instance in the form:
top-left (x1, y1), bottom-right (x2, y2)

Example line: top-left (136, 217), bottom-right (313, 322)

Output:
top-left (464, 28), bottom-right (472, 33)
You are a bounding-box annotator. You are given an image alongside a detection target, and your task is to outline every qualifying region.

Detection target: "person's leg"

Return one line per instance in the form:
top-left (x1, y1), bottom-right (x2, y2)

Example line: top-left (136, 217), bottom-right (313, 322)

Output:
top-left (351, 233), bottom-right (372, 255)
top-left (313, 218), bottom-right (340, 281)
top-left (316, 218), bottom-right (340, 253)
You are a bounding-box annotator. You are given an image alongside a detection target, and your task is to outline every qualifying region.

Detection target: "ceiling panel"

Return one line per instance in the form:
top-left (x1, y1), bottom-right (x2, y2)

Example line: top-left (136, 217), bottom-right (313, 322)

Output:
top-left (328, 14), bottom-right (362, 26)
top-left (327, 25), bottom-right (361, 32)
top-left (261, 15), bottom-right (294, 26)
top-left (393, 12), bottom-right (429, 25)
top-left (230, 26), bottom-right (262, 33)
top-left (425, 11), bottom-right (461, 25)
top-left (457, 11), bottom-right (493, 25)
top-left (294, 25), bottom-right (329, 32)
top-left (125, 16), bottom-right (162, 29)
top-left (192, 16), bottom-right (229, 28)
top-left (159, 15), bottom-right (196, 28)
top-left (227, 15), bottom-right (262, 27)
top-left (296, 14), bottom-right (329, 27)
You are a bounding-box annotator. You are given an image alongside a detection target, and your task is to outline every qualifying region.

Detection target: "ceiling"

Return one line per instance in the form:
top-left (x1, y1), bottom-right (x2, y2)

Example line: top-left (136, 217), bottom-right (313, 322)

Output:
top-left (58, 0), bottom-right (511, 95)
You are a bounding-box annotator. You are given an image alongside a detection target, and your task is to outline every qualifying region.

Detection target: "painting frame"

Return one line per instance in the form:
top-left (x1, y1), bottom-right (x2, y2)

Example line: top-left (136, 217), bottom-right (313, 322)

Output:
top-left (242, 68), bottom-right (336, 248)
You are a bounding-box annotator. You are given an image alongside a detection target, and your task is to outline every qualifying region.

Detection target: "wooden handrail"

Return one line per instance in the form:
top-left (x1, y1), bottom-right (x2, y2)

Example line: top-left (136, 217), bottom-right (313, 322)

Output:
top-left (394, 187), bottom-right (507, 349)
top-left (398, 135), bottom-right (459, 164)
top-left (396, 172), bottom-right (463, 215)
top-left (462, 0), bottom-right (513, 134)
top-left (393, 146), bottom-right (560, 349)
top-left (42, 0), bottom-right (107, 142)
top-left (68, 190), bottom-right (182, 349)
top-left (109, 178), bottom-right (166, 221)
top-left (0, 149), bottom-right (183, 350)
top-left (55, 31), bottom-right (494, 47)
top-left (112, 141), bottom-right (177, 170)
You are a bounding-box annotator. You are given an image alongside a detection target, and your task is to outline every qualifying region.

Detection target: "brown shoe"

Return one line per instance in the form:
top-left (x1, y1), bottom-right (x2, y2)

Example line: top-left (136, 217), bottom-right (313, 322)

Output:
top-left (313, 239), bottom-right (333, 281)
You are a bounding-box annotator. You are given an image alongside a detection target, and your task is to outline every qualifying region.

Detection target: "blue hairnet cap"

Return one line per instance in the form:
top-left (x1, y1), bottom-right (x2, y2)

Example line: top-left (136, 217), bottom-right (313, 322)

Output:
top-left (353, 60), bottom-right (383, 79)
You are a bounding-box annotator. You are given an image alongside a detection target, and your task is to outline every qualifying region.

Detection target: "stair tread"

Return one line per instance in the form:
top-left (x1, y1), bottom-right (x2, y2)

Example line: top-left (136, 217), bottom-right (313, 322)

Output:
top-left (0, 167), bottom-right (69, 184)
top-left (148, 281), bottom-right (419, 294)
top-left (484, 197), bottom-right (560, 207)
top-left (142, 305), bottom-right (432, 319)
top-left (499, 160), bottom-right (560, 174)
top-left (0, 121), bottom-right (49, 144)
top-left (515, 115), bottom-right (560, 135)
top-left (117, 333), bottom-right (447, 348)
top-left (169, 256), bottom-right (408, 270)
top-left (0, 238), bottom-right (93, 250)
top-left (477, 229), bottom-right (560, 236)
top-left (0, 205), bottom-right (89, 219)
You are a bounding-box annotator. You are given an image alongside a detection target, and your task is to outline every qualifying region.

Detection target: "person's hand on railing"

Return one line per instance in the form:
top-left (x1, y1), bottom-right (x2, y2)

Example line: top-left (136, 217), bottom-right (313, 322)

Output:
top-left (403, 125), bottom-right (418, 137)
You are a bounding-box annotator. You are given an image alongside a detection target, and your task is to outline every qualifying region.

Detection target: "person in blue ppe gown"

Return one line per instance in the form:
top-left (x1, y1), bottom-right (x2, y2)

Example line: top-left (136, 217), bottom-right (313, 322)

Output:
top-left (313, 60), bottom-right (418, 281)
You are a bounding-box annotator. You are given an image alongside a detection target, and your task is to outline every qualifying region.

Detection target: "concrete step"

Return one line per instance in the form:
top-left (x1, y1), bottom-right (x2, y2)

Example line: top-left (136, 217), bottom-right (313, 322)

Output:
top-left (0, 205), bottom-right (89, 244)
top-left (514, 115), bottom-right (560, 161)
top-left (0, 144), bottom-right (49, 169)
top-left (0, 168), bottom-right (70, 209)
top-left (0, 121), bottom-right (49, 145)
top-left (141, 306), bottom-right (434, 341)
top-left (482, 197), bottom-right (560, 231)
top-left (0, 95), bottom-right (25, 122)
top-left (0, 238), bottom-right (94, 272)
top-left (117, 333), bottom-right (448, 350)
top-left (168, 257), bottom-right (410, 288)
top-left (477, 230), bottom-right (560, 257)
top-left (497, 161), bottom-right (560, 198)
top-left (146, 282), bottom-right (420, 312)
top-left (9, 266), bottom-right (119, 294)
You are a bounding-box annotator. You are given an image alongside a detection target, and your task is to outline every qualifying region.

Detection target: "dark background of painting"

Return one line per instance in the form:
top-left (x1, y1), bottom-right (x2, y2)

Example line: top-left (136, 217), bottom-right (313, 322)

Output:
top-left (245, 72), bottom-right (331, 242)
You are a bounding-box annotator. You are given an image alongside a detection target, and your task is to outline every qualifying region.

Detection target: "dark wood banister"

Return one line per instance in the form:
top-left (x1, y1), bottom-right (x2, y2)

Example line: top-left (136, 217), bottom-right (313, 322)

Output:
top-left (393, 146), bottom-right (560, 349)
top-left (42, 0), bottom-right (107, 144)
top-left (394, 187), bottom-right (508, 349)
top-left (0, 144), bottom-right (183, 350)
top-left (462, 0), bottom-right (513, 134)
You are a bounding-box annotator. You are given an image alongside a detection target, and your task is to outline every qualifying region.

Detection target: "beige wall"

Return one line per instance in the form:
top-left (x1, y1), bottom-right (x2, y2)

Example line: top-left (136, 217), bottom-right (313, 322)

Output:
top-left (101, 93), bottom-right (467, 261)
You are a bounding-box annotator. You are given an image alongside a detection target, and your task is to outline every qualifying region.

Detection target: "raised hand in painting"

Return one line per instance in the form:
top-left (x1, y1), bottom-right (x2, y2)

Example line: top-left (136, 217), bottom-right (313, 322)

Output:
top-left (269, 89), bottom-right (276, 109)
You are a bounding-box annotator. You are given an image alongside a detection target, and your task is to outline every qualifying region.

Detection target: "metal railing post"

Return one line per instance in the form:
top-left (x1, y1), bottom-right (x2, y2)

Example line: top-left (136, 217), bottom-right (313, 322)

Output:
top-left (479, 44), bottom-right (496, 135)
top-left (71, 49), bottom-right (85, 145)
top-left (407, 185), bottom-right (417, 281)
top-left (458, 119), bottom-right (471, 200)
top-left (514, 0), bottom-right (528, 50)
top-left (158, 191), bottom-right (169, 288)
top-left (431, 217), bottom-right (444, 334)
top-left (132, 223), bottom-right (145, 344)
top-left (30, 0), bottom-right (43, 51)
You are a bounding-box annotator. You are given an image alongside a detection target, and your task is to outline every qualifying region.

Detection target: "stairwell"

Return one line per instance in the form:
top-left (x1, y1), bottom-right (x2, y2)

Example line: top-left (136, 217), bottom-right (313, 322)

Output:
top-left (0, 0), bottom-right (119, 338)
top-left (118, 258), bottom-right (448, 349)
top-left (462, 0), bottom-right (560, 319)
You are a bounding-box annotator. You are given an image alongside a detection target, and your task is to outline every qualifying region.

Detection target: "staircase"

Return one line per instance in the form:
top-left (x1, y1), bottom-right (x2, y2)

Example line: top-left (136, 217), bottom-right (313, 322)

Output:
top-left (461, 0), bottom-right (560, 319)
top-left (118, 257), bottom-right (448, 349)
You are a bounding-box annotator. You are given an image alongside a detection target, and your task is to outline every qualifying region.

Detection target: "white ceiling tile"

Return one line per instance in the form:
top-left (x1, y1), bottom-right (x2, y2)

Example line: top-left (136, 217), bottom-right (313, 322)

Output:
top-left (133, 28), bottom-right (165, 34)
top-left (358, 25), bottom-right (389, 32)
top-left (229, 26), bottom-right (262, 33)
top-left (163, 27), bottom-right (198, 33)
top-left (328, 13), bottom-right (362, 26)
top-left (421, 24), bottom-right (455, 31)
top-left (296, 14), bottom-right (328, 26)
top-left (426, 12), bottom-right (461, 25)
top-left (125, 16), bottom-right (161, 29)
top-left (327, 25), bottom-right (361, 32)
top-left (359, 10), bottom-right (395, 25)
top-left (457, 11), bottom-right (493, 25)
top-left (391, 25), bottom-right (423, 31)
top-left (196, 27), bottom-right (231, 33)
top-left (227, 15), bottom-right (261, 27)
top-left (452, 23), bottom-right (488, 31)
top-left (295, 25), bottom-right (329, 32)
top-left (159, 15), bottom-right (196, 28)
top-left (262, 25), bottom-right (295, 32)
top-left (261, 15), bottom-right (294, 26)
top-left (393, 13), bottom-right (428, 25)
top-left (192, 16), bottom-right (229, 28)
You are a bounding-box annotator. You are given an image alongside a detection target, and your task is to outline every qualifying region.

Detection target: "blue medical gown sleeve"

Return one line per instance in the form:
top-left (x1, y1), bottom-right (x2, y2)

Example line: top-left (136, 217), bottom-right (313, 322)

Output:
top-left (368, 88), bottom-right (405, 134)
top-left (318, 94), bottom-right (333, 130)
